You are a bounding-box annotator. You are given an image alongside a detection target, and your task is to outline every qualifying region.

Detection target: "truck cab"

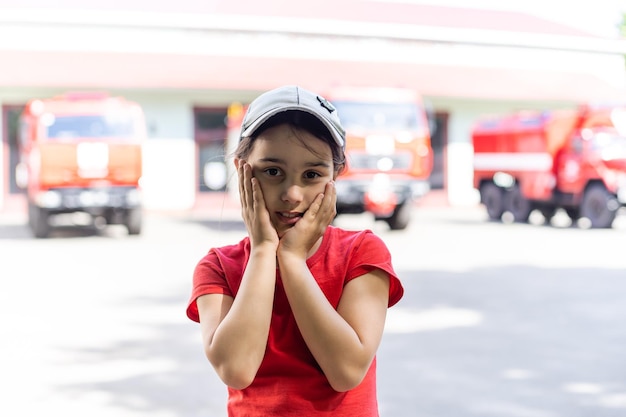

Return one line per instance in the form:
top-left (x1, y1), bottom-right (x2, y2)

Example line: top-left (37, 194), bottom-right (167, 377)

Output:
top-left (472, 104), bottom-right (626, 228)
top-left (327, 87), bottom-right (433, 230)
top-left (17, 92), bottom-right (146, 237)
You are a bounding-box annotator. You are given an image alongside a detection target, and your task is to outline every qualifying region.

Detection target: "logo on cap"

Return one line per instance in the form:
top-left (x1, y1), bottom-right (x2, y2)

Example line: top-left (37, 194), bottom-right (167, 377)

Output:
top-left (317, 96), bottom-right (336, 113)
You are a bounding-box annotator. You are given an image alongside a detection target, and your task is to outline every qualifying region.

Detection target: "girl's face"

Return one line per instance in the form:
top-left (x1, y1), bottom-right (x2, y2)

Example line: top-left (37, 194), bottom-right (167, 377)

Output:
top-left (240, 123), bottom-right (337, 237)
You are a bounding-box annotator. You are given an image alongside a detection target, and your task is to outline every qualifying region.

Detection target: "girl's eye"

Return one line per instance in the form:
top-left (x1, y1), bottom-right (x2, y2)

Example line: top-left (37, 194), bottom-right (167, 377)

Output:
top-left (304, 171), bottom-right (322, 179)
top-left (264, 167), bottom-right (281, 177)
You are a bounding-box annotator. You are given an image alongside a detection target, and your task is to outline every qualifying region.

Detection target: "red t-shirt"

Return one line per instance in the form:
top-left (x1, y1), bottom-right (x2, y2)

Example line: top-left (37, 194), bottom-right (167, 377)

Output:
top-left (187, 226), bottom-right (404, 417)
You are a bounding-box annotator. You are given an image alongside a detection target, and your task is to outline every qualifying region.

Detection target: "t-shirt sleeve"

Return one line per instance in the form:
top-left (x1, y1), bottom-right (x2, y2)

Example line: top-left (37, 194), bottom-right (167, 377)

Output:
top-left (346, 231), bottom-right (404, 307)
top-left (186, 249), bottom-right (233, 323)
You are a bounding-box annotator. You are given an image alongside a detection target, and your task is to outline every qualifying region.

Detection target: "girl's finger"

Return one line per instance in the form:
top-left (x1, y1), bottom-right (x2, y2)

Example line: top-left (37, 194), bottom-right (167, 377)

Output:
top-left (251, 177), bottom-right (263, 209)
top-left (237, 162), bottom-right (246, 207)
top-left (317, 181), bottom-right (336, 219)
top-left (305, 192), bottom-right (324, 219)
top-left (242, 163), bottom-right (254, 209)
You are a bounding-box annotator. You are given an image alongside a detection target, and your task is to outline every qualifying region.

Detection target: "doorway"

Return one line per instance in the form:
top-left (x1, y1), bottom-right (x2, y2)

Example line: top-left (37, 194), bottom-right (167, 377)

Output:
top-left (429, 111), bottom-right (449, 190)
top-left (1, 104), bottom-right (26, 212)
top-left (194, 107), bottom-right (228, 193)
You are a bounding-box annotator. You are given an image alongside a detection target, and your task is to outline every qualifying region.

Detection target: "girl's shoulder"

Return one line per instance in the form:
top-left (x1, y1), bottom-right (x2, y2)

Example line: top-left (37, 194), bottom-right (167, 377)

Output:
top-left (321, 225), bottom-right (389, 256)
top-left (212, 236), bottom-right (250, 259)
top-left (325, 226), bottom-right (403, 307)
top-left (326, 225), bottom-right (384, 245)
top-left (198, 236), bottom-right (251, 273)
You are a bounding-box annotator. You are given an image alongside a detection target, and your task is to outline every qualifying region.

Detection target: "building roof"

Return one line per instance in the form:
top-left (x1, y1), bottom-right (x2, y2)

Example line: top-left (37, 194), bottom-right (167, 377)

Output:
top-left (0, 0), bottom-right (625, 101)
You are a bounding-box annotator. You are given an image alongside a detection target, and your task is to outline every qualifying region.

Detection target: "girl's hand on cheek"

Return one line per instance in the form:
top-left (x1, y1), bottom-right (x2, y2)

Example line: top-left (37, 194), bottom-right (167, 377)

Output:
top-left (279, 181), bottom-right (336, 258)
top-left (238, 161), bottom-right (278, 250)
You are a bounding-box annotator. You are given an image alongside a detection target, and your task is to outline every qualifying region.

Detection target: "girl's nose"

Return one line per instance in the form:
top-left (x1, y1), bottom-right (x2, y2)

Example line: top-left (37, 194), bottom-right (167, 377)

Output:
top-left (281, 183), bottom-right (303, 204)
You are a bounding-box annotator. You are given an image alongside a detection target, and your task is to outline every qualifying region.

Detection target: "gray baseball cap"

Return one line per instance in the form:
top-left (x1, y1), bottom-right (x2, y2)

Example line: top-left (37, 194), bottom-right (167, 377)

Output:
top-left (240, 85), bottom-right (346, 149)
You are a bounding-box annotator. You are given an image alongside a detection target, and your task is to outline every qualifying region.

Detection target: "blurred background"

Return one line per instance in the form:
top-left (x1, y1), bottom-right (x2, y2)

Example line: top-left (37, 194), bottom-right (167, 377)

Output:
top-left (1, 1), bottom-right (626, 417)
top-left (1, 0), bottom-right (625, 215)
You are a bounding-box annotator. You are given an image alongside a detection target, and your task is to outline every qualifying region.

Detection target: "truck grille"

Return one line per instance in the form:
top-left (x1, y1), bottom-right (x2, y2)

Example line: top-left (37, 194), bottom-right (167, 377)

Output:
top-left (347, 152), bottom-right (412, 170)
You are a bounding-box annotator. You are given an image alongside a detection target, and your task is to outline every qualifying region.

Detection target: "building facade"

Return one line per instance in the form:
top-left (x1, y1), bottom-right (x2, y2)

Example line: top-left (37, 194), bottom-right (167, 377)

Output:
top-left (1, 0), bottom-right (625, 212)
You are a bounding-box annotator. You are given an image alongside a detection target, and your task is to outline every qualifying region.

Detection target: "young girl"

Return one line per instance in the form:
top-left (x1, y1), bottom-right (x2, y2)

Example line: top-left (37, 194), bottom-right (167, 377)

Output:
top-left (186, 85), bottom-right (404, 416)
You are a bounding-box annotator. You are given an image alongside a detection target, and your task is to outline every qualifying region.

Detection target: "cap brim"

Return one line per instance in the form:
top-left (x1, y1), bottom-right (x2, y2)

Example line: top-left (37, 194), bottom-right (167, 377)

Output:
top-left (241, 105), bottom-right (345, 149)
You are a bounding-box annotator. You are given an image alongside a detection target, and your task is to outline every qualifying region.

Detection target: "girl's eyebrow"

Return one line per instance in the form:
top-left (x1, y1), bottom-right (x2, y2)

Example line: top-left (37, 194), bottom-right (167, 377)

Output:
top-left (258, 157), bottom-right (285, 164)
top-left (258, 157), bottom-right (331, 168)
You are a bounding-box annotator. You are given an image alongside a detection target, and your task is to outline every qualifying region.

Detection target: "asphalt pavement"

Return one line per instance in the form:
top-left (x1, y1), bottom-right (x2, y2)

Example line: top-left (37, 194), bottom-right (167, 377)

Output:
top-left (1, 201), bottom-right (625, 417)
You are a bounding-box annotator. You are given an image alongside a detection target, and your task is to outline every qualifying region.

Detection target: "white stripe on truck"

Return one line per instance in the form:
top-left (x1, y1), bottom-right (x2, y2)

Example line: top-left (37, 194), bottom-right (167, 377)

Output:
top-left (473, 152), bottom-right (553, 171)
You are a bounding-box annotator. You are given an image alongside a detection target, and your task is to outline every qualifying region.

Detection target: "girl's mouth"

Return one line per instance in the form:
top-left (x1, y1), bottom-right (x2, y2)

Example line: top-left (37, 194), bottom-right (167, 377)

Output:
top-left (276, 211), bottom-right (303, 225)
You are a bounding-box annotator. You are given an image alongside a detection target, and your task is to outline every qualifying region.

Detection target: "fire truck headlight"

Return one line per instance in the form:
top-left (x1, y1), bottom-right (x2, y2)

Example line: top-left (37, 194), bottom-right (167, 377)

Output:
top-left (377, 157), bottom-right (394, 171)
top-left (35, 191), bottom-right (62, 208)
top-left (126, 189), bottom-right (142, 206)
top-left (411, 181), bottom-right (430, 198)
top-left (493, 172), bottom-right (515, 188)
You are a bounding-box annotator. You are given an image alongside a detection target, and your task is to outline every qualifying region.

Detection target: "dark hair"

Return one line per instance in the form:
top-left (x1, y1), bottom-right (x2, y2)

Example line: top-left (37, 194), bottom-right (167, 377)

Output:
top-left (235, 110), bottom-right (346, 174)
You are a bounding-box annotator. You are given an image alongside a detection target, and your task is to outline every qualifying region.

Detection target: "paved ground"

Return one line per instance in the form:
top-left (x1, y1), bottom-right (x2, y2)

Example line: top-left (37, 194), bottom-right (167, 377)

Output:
top-left (1, 202), bottom-right (625, 417)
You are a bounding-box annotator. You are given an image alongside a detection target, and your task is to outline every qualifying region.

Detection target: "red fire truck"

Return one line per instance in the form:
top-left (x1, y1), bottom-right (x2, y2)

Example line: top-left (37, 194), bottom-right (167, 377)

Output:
top-left (472, 103), bottom-right (626, 228)
top-left (17, 92), bottom-right (146, 238)
top-left (325, 86), bottom-right (433, 230)
top-left (225, 87), bottom-right (433, 230)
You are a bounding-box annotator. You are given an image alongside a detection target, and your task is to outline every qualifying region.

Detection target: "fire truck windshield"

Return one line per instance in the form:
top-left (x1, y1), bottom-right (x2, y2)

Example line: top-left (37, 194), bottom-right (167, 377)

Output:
top-left (333, 101), bottom-right (423, 131)
top-left (43, 115), bottom-right (136, 139)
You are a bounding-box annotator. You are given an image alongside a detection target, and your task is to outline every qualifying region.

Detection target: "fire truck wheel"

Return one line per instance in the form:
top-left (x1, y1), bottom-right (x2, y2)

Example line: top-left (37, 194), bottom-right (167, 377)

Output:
top-left (386, 202), bottom-right (411, 230)
top-left (125, 208), bottom-right (143, 235)
top-left (28, 203), bottom-right (51, 238)
top-left (503, 185), bottom-right (532, 223)
top-left (480, 183), bottom-right (504, 221)
top-left (580, 184), bottom-right (617, 229)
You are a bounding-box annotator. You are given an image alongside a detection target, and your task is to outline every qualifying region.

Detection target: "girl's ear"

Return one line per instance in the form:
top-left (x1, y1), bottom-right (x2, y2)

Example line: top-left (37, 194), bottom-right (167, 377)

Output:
top-left (333, 164), bottom-right (345, 179)
top-left (234, 158), bottom-right (241, 169)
